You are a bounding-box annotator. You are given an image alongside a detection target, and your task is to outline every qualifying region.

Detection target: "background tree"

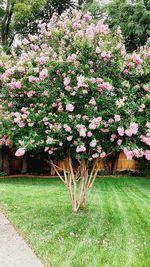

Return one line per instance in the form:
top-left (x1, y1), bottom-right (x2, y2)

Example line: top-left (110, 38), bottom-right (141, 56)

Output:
top-left (0, 0), bottom-right (75, 52)
top-left (106, 0), bottom-right (150, 51)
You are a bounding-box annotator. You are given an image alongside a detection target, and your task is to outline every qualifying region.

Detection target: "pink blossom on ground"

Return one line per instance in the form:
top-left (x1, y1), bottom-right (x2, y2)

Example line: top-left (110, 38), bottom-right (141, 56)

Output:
top-left (15, 148), bottom-right (25, 157)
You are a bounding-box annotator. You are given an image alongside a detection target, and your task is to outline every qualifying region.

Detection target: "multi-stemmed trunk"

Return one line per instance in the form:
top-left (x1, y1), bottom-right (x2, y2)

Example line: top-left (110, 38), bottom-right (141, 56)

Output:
top-left (50, 155), bottom-right (98, 212)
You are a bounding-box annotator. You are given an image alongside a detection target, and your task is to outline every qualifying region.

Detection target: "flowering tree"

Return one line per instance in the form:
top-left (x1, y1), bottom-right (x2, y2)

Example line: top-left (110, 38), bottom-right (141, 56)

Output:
top-left (0, 10), bottom-right (150, 211)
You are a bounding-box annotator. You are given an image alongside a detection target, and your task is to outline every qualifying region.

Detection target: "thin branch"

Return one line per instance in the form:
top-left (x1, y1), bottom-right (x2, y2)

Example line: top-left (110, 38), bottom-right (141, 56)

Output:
top-left (50, 160), bottom-right (65, 184)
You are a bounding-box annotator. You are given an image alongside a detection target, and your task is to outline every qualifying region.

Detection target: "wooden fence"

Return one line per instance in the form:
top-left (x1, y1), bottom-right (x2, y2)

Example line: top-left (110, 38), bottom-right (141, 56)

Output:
top-left (0, 148), bottom-right (138, 175)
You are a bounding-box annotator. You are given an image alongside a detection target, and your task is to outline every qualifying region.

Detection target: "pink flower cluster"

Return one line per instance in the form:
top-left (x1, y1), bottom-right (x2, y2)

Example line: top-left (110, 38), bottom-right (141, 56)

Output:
top-left (131, 54), bottom-right (143, 65)
top-left (66, 104), bottom-right (74, 112)
top-left (76, 145), bottom-right (86, 153)
top-left (0, 136), bottom-right (11, 146)
top-left (125, 122), bottom-right (138, 137)
top-left (8, 79), bottom-right (22, 90)
top-left (89, 117), bottom-right (102, 130)
top-left (15, 148), bottom-right (25, 157)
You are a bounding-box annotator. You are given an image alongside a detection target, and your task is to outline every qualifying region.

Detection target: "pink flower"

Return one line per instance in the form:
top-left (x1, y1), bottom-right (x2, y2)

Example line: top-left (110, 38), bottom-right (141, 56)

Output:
top-left (5, 139), bottom-right (11, 146)
top-left (84, 13), bottom-right (92, 22)
top-left (64, 77), bottom-right (71, 86)
top-left (66, 104), bottom-right (74, 112)
top-left (39, 69), bottom-right (48, 81)
top-left (121, 47), bottom-right (126, 56)
top-left (64, 124), bottom-right (72, 133)
top-left (46, 137), bottom-right (54, 144)
top-left (130, 122), bottom-right (138, 134)
top-left (28, 123), bottom-right (33, 127)
top-left (8, 79), bottom-right (22, 90)
top-left (28, 76), bottom-right (37, 82)
top-left (100, 152), bottom-right (106, 158)
top-left (95, 47), bottom-right (101, 54)
top-left (131, 54), bottom-right (143, 64)
top-left (117, 127), bottom-right (124, 136)
top-left (76, 145), bottom-right (86, 153)
top-left (58, 105), bottom-right (63, 112)
top-left (14, 117), bottom-right (21, 123)
top-left (87, 131), bottom-right (92, 137)
top-left (111, 134), bottom-right (117, 139)
top-left (89, 97), bottom-right (96, 105)
top-left (90, 140), bottom-right (97, 148)
top-left (18, 122), bottom-right (25, 128)
top-left (15, 148), bottom-right (25, 157)
top-left (123, 69), bottom-right (129, 74)
top-left (114, 115), bottom-right (121, 122)
top-left (117, 139), bottom-right (122, 146)
top-left (27, 91), bottom-right (35, 98)
top-left (67, 136), bottom-right (73, 141)
top-left (67, 54), bottom-right (77, 63)
top-left (125, 129), bottom-right (133, 137)
top-left (98, 82), bottom-right (112, 92)
top-left (124, 148), bottom-right (134, 160)
top-left (42, 90), bottom-right (49, 97)
top-left (92, 153), bottom-right (99, 158)
top-left (133, 149), bottom-right (144, 158)
top-left (36, 56), bottom-right (48, 65)
top-left (65, 86), bottom-right (71, 92)
top-left (145, 150), bottom-right (150, 160)
top-left (77, 75), bottom-right (85, 88)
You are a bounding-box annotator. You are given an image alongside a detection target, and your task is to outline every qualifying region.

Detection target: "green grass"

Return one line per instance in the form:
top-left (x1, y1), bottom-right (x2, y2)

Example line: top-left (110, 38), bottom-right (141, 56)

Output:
top-left (0, 177), bottom-right (149, 267)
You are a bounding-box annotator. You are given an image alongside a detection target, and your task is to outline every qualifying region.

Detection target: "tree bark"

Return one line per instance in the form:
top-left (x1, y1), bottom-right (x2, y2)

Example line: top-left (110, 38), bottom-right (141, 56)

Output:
top-left (1, 0), bottom-right (13, 51)
top-left (50, 156), bottom-right (98, 212)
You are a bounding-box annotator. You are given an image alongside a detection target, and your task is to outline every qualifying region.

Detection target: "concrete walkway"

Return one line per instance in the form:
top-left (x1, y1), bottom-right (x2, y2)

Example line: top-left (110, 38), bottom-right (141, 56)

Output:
top-left (0, 213), bottom-right (44, 267)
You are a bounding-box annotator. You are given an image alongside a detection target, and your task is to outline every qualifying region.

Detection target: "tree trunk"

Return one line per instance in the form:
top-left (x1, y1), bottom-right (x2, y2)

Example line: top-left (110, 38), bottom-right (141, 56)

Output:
top-left (50, 156), bottom-right (98, 212)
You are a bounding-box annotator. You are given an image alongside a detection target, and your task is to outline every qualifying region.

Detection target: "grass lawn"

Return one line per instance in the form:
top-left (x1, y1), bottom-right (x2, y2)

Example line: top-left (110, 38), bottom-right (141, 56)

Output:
top-left (0, 177), bottom-right (149, 267)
